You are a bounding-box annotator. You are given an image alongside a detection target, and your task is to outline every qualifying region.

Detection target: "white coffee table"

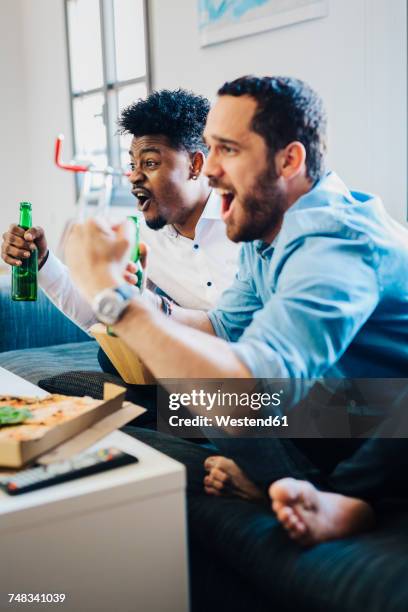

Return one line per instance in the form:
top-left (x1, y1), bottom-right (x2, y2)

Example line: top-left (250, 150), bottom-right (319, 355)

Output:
top-left (0, 368), bottom-right (189, 612)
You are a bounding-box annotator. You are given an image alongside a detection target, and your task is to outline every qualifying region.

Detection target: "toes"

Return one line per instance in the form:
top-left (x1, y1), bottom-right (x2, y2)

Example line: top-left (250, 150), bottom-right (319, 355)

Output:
top-left (270, 478), bottom-right (319, 516)
top-left (269, 479), bottom-right (319, 545)
top-left (204, 456), bottom-right (263, 502)
top-left (295, 521), bottom-right (307, 535)
top-left (204, 466), bottom-right (229, 490)
top-left (269, 477), bottom-right (300, 505)
top-left (275, 505), bottom-right (295, 527)
top-left (287, 512), bottom-right (303, 532)
top-left (204, 456), bottom-right (221, 470)
top-left (275, 505), bottom-right (307, 537)
top-left (209, 468), bottom-right (228, 483)
top-left (204, 475), bottom-right (225, 491)
top-left (204, 455), bottom-right (235, 473)
top-left (272, 500), bottom-right (285, 514)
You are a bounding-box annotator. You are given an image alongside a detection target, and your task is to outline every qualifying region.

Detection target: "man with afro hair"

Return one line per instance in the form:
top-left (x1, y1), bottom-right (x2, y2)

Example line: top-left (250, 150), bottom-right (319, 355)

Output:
top-left (2, 90), bottom-right (239, 368)
top-left (117, 88), bottom-right (239, 310)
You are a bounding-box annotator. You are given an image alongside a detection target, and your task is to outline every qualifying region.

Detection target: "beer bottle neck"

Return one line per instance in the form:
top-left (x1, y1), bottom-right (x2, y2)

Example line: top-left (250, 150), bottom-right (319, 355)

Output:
top-left (19, 207), bottom-right (32, 230)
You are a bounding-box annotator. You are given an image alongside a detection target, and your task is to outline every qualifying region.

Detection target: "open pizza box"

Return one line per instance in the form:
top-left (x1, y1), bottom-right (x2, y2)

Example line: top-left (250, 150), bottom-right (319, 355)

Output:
top-left (0, 383), bottom-right (146, 469)
top-left (90, 323), bottom-right (156, 385)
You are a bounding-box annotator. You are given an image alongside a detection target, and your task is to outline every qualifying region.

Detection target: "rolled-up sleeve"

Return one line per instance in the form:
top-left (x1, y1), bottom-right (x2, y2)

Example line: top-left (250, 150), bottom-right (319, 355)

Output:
top-left (208, 245), bottom-right (262, 341)
top-left (230, 234), bottom-right (380, 380)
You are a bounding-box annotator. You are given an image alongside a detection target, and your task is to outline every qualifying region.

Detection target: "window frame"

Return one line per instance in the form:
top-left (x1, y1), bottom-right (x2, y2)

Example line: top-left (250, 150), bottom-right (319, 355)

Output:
top-left (64, 0), bottom-right (152, 206)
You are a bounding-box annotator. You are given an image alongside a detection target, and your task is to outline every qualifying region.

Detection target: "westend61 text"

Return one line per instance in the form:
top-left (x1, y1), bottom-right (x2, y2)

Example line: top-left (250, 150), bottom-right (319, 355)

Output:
top-left (168, 415), bottom-right (288, 428)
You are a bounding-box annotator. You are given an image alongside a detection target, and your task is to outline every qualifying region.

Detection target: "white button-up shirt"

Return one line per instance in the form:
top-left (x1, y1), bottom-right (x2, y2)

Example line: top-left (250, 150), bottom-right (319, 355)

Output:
top-left (39, 191), bottom-right (240, 332)
top-left (141, 190), bottom-right (239, 309)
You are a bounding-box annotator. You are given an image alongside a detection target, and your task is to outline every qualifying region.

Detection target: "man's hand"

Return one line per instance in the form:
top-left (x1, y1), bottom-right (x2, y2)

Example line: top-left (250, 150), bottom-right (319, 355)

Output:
top-left (123, 261), bottom-right (139, 285)
top-left (1, 225), bottom-right (48, 267)
top-left (123, 243), bottom-right (148, 290)
top-left (65, 217), bottom-right (135, 302)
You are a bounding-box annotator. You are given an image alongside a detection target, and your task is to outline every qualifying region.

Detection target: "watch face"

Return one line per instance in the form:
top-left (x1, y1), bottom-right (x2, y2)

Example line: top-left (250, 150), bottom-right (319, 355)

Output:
top-left (100, 296), bottom-right (120, 319)
top-left (93, 285), bottom-right (138, 326)
top-left (96, 293), bottom-right (123, 325)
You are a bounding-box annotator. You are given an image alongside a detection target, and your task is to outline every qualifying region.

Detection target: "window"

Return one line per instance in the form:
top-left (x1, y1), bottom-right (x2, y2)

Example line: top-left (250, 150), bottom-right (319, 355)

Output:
top-left (65, 0), bottom-right (151, 205)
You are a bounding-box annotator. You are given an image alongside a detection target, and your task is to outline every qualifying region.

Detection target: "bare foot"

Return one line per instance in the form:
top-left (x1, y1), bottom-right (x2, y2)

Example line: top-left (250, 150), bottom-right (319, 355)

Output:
top-left (203, 456), bottom-right (265, 501)
top-left (269, 477), bottom-right (375, 546)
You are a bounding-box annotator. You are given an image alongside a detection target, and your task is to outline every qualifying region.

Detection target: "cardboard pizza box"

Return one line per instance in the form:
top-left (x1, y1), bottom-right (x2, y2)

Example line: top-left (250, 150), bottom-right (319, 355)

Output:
top-left (0, 384), bottom-right (128, 468)
top-left (90, 323), bottom-right (156, 385)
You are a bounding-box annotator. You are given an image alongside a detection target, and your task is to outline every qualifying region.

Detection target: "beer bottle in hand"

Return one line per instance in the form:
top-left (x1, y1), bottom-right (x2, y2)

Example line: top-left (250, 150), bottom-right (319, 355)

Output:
top-left (128, 215), bottom-right (143, 289)
top-left (11, 202), bottom-right (38, 301)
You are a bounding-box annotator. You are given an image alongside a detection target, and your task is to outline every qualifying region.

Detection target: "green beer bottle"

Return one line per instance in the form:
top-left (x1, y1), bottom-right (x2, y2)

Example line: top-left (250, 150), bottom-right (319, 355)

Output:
top-left (128, 215), bottom-right (143, 289)
top-left (11, 202), bottom-right (38, 301)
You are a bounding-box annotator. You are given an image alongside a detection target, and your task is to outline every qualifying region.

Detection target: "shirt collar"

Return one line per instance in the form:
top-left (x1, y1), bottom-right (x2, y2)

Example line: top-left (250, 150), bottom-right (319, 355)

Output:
top-left (253, 172), bottom-right (349, 256)
top-left (255, 235), bottom-right (278, 258)
top-left (288, 170), bottom-right (354, 215)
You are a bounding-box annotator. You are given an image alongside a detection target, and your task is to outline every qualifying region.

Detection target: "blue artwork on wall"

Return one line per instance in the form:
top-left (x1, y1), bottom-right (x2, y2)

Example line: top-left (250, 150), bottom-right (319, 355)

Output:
top-left (199, 0), bottom-right (329, 47)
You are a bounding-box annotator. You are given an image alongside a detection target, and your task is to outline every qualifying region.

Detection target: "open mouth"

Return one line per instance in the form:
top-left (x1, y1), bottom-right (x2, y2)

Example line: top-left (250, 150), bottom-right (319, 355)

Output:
top-left (132, 188), bottom-right (152, 212)
top-left (217, 189), bottom-right (236, 221)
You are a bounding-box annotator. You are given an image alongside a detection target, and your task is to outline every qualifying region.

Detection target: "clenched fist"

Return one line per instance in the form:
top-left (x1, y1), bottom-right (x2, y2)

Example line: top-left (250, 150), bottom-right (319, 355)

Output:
top-left (1, 225), bottom-right (48, 268)
top-left (65, 217), bottom-right (135, 300)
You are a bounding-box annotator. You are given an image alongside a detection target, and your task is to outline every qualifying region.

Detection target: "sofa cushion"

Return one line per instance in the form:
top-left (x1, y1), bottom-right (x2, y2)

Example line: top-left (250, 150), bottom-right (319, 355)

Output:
top-left (0, 341), bottom-right (101, 384)
top-left (38, 370), bottom-right (124, 397)
top-left (0, 276), bottom-right (90, 352)
top-left (188, 493), bottom-right (408, 612)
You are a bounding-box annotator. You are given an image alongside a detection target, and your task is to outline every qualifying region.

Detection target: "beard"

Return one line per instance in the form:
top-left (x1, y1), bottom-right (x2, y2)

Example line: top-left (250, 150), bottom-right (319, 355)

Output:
top-left (145, 215), bottom-right (168, 231)
top-left (226, 165), bottom-right (287, 243)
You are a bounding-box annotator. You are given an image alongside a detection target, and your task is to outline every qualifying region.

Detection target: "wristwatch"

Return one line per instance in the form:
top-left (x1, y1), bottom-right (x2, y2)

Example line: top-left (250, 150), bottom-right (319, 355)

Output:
top-left (92, 284), bottom-right (139, 326)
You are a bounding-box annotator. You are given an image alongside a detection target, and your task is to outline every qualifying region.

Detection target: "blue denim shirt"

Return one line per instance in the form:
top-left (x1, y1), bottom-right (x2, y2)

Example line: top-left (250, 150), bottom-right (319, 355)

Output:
top-left (208, 172), bottom-right (408, 380)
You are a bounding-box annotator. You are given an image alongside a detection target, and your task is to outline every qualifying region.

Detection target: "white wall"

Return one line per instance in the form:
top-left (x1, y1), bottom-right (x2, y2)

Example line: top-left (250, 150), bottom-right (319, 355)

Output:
top-left (149, 0), bottom-right (407, 224)
top-left (20, 0), bottom-right (76, 251)
top-left (0, 0), bottom-right (407, 249)
top-left (0, 0), bottom-right (28, 231)
top-left (0, 0), bottom-right (75, 252)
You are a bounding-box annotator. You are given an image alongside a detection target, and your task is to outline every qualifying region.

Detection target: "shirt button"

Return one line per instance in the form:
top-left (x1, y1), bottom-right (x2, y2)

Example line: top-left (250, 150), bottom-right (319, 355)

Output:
top-left (193, 244), bottom-right (199, 250)
top-left (207, 281), bottom-right (212, 287)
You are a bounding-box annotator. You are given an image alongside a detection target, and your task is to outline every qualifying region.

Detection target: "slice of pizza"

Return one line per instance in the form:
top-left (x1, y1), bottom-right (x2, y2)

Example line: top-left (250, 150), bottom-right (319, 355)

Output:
top-left (0, 394), bottom-right (104, 442)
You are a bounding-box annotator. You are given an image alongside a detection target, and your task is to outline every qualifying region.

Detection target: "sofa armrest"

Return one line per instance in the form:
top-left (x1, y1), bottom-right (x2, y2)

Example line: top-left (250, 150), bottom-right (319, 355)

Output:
top-left (0, 275), bottom-right (90, 352)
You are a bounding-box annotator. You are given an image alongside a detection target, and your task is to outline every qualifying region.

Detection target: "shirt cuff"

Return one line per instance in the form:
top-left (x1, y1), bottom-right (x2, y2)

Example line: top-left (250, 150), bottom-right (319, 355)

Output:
top-left (207, 310), bottom-right (230, 340)
top-left (38, 250), bottom-right (68, 290)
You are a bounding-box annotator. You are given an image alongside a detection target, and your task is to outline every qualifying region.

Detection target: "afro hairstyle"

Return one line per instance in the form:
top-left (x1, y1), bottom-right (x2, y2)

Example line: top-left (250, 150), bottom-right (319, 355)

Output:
top-left (118, 88), bottom-right (210, 154)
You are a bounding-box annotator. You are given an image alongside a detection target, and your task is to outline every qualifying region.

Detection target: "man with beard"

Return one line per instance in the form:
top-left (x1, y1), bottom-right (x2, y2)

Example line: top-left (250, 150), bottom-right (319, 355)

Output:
top-left (65, 76), bottom-right (408, 544)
